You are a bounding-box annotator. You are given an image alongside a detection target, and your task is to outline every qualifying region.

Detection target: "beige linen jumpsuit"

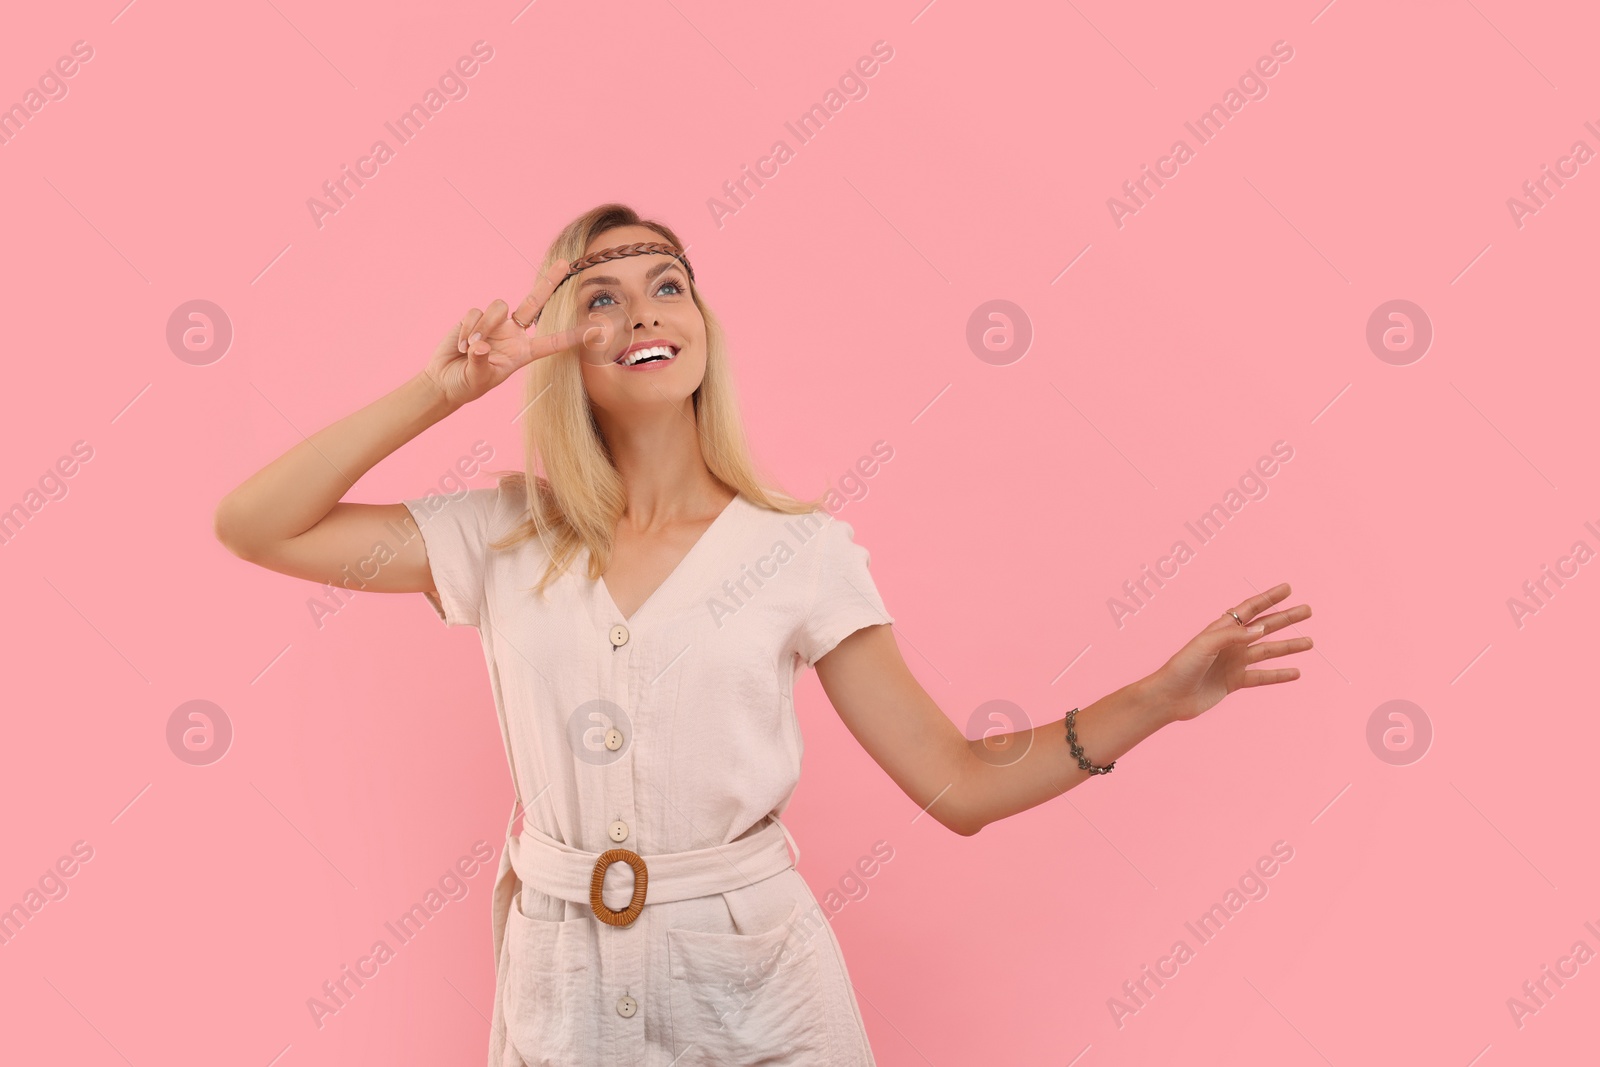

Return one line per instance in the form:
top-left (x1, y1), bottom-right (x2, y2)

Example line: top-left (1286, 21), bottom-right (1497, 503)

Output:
top-left (402, 480), bottom-right (894, 1065)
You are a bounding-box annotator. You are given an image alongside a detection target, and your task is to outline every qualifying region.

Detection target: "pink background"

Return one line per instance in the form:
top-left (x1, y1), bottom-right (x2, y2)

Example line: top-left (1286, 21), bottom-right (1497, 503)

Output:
top-left (3, 1), bottom-right (1597, 1063)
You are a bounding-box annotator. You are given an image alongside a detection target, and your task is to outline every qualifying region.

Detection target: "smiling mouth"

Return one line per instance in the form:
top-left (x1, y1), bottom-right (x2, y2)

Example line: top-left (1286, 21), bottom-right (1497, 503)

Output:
top-left (616, 344), bottom-right (679, 367)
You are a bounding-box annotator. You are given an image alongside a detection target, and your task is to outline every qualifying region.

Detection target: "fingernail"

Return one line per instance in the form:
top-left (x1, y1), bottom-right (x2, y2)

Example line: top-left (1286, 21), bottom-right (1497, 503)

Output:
top-left (1248, 624), bottom-right (1265, 634)
top-left (469, 332), bottom-right (481, 343)
top-left (458, 340), bottom-right (466, 352)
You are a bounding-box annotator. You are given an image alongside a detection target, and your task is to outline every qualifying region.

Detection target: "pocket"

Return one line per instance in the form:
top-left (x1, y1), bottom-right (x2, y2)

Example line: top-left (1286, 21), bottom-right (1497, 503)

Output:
top-left (502, 888), bottom-right (588, 1066)
top-left (667, 898), bottom-right (834, 1064)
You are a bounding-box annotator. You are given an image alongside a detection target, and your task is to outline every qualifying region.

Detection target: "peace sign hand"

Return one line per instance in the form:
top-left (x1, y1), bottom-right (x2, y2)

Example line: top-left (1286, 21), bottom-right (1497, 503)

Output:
top-left (423, 259), bottom-right (590, 409)
top-left (1141, 583), bottom-right (1314, 724)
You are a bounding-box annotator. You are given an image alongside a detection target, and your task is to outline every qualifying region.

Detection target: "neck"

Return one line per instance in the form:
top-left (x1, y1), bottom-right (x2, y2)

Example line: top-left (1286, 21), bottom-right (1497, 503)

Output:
top-left (595, 399), bottom-right (731, 530)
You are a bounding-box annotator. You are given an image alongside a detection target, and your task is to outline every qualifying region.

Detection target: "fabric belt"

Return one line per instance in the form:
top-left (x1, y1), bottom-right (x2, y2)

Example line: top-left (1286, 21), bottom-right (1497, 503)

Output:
top-left (509, 812), bottom-right (800, 924)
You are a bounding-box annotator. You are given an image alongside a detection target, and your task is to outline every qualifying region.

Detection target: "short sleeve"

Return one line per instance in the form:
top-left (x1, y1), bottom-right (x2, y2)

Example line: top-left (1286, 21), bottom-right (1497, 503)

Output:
top-left (401, 485), bottom-right (501, 628)
top-left (794, 515), bottom-right (894, 670)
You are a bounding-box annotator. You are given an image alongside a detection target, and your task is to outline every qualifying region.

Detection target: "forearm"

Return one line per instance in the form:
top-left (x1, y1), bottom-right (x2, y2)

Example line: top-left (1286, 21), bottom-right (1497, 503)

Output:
top-left (952, 677), bottom-right (1171, 834)
top-left (214, 372), bottom-right (456, 554)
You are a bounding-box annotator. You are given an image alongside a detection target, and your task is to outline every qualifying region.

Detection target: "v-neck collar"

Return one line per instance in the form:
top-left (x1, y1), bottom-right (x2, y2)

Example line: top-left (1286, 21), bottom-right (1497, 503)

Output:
top-left (595, 493), bottom-right (745, 626)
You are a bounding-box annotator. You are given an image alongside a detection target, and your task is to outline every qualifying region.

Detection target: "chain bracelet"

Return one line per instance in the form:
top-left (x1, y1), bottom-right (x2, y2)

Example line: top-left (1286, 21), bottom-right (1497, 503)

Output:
top-left (1065, 707), bottom-right (1116, 775)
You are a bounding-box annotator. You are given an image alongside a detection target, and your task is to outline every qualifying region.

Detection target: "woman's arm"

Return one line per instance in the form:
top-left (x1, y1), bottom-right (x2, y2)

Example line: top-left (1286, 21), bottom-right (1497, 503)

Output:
top-left (813, 584), bottom-right (1312, 836)
top-left (213, 262), bottom-right (585, 593)
top-left (212, 372), bottom-right (457, 591)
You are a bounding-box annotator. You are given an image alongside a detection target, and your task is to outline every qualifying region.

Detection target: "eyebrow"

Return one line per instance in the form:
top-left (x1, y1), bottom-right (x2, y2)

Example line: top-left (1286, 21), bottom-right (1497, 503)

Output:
top-left (577, 259), bottom-right (684, 290)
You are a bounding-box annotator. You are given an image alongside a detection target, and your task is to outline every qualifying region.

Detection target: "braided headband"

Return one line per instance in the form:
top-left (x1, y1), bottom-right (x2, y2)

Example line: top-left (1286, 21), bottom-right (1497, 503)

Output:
top-left (527, 241), bottom-right (696, 326)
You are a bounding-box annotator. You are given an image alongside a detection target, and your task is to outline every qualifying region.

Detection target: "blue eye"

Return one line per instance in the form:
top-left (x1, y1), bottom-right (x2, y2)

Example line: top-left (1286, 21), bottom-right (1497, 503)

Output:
top-left (587, 274), bottom-right (688, 309)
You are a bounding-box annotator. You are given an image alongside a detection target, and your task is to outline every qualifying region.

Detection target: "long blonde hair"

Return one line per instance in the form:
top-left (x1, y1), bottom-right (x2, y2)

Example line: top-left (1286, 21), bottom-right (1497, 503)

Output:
top-left (486, 202), bottom-right (823, 593)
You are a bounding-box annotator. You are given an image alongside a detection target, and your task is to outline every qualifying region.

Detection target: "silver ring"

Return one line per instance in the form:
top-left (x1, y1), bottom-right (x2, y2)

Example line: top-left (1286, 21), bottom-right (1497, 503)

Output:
top-left (1227, 610), bottom-right (1244, 626)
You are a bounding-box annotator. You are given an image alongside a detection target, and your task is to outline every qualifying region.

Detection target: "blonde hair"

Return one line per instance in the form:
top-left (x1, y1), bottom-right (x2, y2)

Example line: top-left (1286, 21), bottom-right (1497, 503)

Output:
top-left (486, 202), bottom-right (824, 594)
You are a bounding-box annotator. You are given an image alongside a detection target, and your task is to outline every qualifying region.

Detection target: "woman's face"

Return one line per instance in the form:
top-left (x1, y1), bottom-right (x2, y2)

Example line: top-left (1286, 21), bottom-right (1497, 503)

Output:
top-left (572, 224), bottom-right (708, 416)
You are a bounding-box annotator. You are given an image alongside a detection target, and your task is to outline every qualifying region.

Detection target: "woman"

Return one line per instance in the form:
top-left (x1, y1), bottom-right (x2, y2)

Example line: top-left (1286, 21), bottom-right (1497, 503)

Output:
top-left (214, 203), bottom-right (1312, 1065)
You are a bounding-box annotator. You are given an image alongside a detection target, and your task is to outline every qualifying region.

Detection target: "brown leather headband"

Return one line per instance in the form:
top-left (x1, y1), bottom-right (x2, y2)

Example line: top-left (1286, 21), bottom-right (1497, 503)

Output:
top-left (538, 240), bottom-right (695, 314)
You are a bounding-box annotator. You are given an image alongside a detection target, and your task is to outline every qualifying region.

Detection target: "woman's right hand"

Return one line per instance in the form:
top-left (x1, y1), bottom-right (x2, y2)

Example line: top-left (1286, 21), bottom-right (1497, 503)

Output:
top-left (423, 258), bottom-right (591, 409)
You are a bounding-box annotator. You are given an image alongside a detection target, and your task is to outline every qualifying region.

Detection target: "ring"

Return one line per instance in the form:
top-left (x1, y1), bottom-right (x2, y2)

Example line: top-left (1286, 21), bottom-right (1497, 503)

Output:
top-left (510, 311), bottom-right (532, 330)
top-left (1227, 611), bottom-right (1244, 625)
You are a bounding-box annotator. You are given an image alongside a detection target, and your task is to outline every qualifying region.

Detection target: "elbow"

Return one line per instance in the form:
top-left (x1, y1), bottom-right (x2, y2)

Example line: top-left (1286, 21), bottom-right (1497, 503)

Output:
top-left (942, 747), bottom-right (987, 837)
top-left (212, 499), bottom-right (243, 556)
top-left (212, 496), bottom-right (260, 560)
top-left (951, 813), bottom-right (985, 837)
top-left (916, 795), bottom-right (979, 837)
top-left (938, 802), bottom-right (985, 838)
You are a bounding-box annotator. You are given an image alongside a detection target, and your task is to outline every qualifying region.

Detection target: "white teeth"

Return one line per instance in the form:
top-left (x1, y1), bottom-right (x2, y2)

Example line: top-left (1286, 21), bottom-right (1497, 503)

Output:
top-left (622, 345), bottom-right (676, 366)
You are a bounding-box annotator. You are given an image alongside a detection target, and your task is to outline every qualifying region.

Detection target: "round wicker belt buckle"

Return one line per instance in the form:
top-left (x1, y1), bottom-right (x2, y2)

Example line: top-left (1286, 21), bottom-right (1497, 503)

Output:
top-left (590, 848), bottom-right (648, 927)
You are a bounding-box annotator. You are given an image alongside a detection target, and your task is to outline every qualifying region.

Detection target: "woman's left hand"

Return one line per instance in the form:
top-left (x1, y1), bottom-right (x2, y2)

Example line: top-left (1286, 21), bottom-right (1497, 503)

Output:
top-left (1141, 583), bottom-right (1313, 724)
